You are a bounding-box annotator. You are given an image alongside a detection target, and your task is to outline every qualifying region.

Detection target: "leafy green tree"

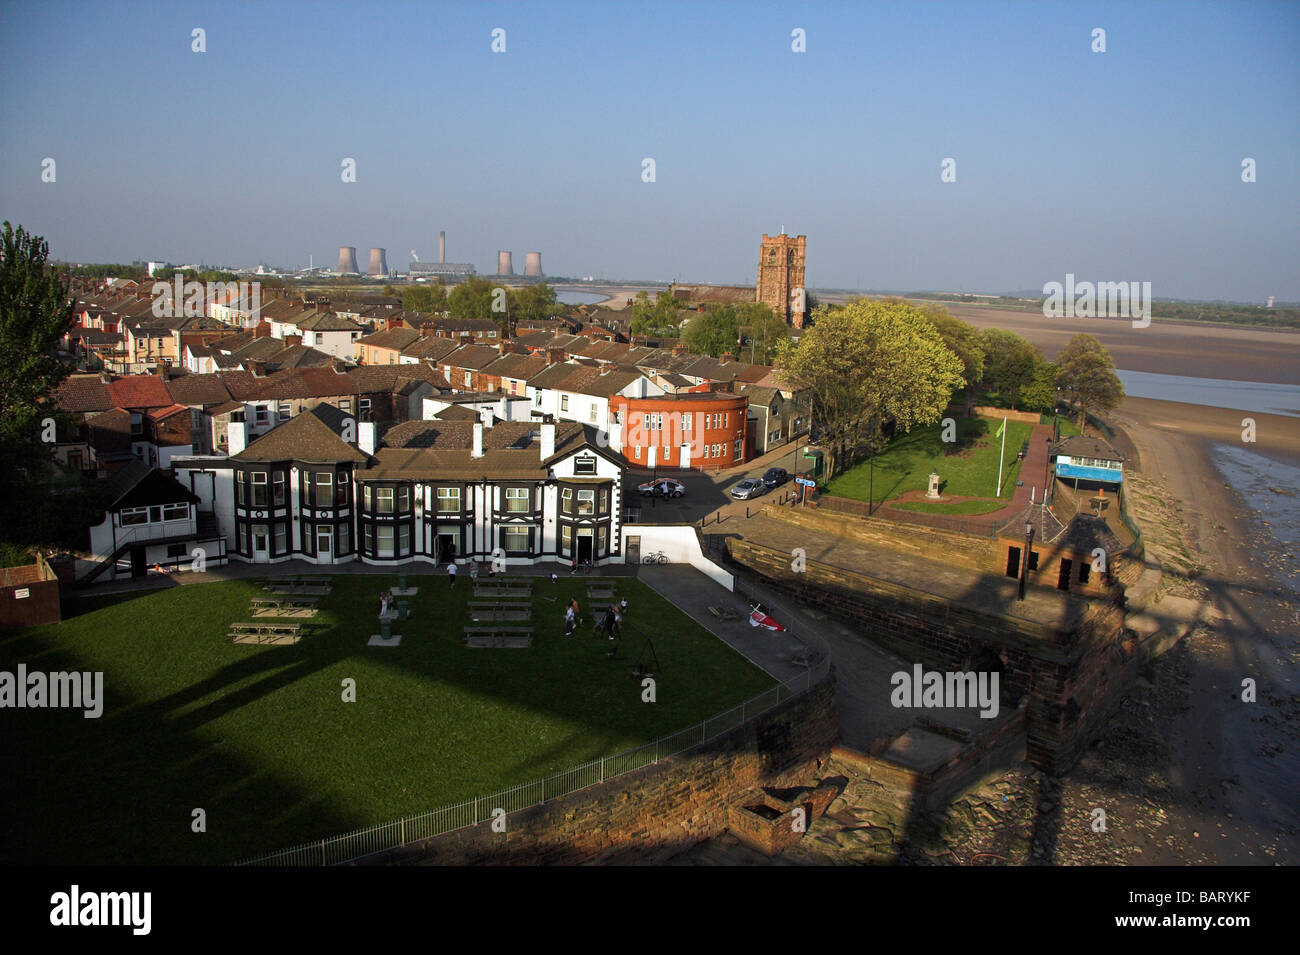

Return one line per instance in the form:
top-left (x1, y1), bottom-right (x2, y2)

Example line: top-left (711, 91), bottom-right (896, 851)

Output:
top-left (448, 276), bottom-right (499, 324)
top-left (682, 306), bottom-right (741, 357)
top-left (1055, 333), bottom-right (1125, 426)
top-left (507, 282), bottom-right (557, 326)
top-left (1019, 359), bottom-right (1059, 412)
top-left (0, 223), bottom-right (109, 551)
top-left (911, 303), bottom-right (985, 387)
top-left (1, 222), bottom-right (76, 478)
top-left (402, 281), bottom-right (448, 313)
top-left (979, 328), bottom-right (1040, 406)
top-left (776, 298), bottom-right (965, 480)
top-left (736, 302), bottom-right (790, 364)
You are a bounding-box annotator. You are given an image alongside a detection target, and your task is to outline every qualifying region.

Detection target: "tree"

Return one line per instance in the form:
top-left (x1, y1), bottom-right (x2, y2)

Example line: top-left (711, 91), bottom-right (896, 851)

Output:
top-left (507, 282), bottom-right (557, 327)
top-left (736, 302), bottom-right (790, 365)
top-left (979, 328), bottom-right (1040, 407)
top-left (775, 298), bottom-right (965, 480)
top-left (1055, 333), bottom-right (1125, 426)
top-left (402, 281), bottom-right (448, 313)
top-left (0, 223), bottom-right (109, 553)
top-left (1019, 359), bottom-right (1059, 412)
top-left (911, 303), bottom-right (985, 387)
top-left (447, 276), bottom-right (499, 324)
top-left (682, 306), bottom-right (741, 357)
top-left (0, 222), bottom-right (76, 479)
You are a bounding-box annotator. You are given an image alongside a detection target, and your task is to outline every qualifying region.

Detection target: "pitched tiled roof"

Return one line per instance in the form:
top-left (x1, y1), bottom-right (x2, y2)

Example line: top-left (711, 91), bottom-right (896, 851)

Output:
top-left (297, 312), bottom-right (362, 332)
top-left (233, 403), bottom-right (369, 464)
top-left (441, 344), bottom-right (502, 371)
top-left (106, 375), bottom-right (173, 409)
top-left (399, 336), bottom-right (461, 361)
top-left (165, 373), bottom-right (232, 407)
top-left (357, 327), bottom-right (422, 352)
top-left (361, 421), bottom-right (590, 481)
top-left (54, 375), bottom-right (114, 413)
top-left (248, 368), bottom-right (358, 400)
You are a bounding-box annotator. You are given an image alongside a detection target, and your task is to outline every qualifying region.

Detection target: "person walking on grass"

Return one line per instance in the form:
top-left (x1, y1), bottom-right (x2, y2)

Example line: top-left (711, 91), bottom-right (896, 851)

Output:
top-left (564, 604), bottom-right (576, 636)
top-left (448, 561), bottom-right (457, 589)
top-left (469, 560), bottom-right (479, 582)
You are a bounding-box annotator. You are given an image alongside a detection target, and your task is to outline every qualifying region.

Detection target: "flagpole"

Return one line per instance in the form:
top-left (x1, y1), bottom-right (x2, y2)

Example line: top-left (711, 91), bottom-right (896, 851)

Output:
top-left (996, 416), bottom-right (1007, 497)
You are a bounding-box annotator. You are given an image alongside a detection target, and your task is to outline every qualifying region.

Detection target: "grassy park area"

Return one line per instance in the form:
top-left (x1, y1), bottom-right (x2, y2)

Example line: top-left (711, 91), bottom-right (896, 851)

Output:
top-left (824, 416), bottom-right (1034, 509)
top-left (0, 573), bottom-right (772, 864)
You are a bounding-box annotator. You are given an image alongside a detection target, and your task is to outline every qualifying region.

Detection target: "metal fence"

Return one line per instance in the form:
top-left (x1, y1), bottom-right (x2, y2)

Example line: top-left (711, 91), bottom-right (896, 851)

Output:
top-left (235, 658), bottom-right (830, 866)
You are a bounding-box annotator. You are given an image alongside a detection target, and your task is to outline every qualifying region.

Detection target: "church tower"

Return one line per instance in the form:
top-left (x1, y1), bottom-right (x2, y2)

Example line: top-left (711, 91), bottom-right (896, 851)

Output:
top-left (756, 233), bottom-right (807, 328)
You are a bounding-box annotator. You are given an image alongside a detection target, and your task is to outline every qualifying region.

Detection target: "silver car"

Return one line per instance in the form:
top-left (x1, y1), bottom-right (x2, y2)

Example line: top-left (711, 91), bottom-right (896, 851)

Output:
top-left (730, 478), bottom-right (765, 500)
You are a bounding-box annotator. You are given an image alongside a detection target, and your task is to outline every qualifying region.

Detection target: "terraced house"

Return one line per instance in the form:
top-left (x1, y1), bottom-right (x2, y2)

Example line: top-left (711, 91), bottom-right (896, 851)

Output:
top-left (170, 406), bottom-right (625, 568)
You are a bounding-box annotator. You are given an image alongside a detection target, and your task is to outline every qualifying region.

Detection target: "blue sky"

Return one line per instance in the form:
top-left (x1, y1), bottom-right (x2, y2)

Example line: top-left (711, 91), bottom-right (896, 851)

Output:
top-left (1, 0), bottom-right (1296, 300)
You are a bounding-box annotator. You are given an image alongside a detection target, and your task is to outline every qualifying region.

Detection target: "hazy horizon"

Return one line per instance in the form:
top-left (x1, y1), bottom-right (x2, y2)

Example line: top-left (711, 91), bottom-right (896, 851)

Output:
top-left (2, 0), bottom-right (1297, 301)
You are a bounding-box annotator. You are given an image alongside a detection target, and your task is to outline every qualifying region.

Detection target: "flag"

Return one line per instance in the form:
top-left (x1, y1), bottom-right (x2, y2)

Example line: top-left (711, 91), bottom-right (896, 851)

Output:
top-left (995, 417), bottom-right (1006, 437)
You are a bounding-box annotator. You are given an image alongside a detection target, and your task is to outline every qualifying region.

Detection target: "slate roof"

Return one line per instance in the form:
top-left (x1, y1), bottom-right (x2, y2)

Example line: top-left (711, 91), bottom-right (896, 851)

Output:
top-left (357, 327), bottom-right (423, 352)
top-left (360, 421), bottom-right (591, 481)
top-left (233, 403), bottom-right (369, 464)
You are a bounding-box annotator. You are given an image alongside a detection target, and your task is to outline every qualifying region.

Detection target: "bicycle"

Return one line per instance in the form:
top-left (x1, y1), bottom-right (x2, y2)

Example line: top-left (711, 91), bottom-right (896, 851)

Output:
top-left (641, 551), bottom-right (669, 564)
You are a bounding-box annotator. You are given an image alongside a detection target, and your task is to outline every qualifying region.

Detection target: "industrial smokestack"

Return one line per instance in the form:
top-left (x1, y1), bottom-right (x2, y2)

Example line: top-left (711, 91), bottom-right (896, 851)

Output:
top-left (368, 248), bottom-right (388, 276)
top-left (524, 252), bottom-right (543, 277)
top-left (439, 231), bottom-right (446, 264)
top-left (337, 246), bottom-right (359, 274)
top-left (497, 251), bottom-right (514, 276)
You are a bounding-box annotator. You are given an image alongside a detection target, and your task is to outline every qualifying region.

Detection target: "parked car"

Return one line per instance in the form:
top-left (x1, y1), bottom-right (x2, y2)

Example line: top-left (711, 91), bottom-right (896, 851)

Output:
top-left (637, 478), bottom-right (686, 498)
top-left (730, 478), bottom-right (766, 500)
top-left (761, 467), bottom-right (789, 488)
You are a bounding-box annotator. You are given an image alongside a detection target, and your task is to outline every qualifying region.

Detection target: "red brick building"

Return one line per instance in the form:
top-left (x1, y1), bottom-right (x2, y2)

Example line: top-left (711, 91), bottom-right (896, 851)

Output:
top-left (609, 391), bottom-right (748, 471)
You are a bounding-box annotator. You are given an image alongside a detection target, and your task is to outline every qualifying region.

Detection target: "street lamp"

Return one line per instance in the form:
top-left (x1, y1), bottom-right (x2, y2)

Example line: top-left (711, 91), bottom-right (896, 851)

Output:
top-left (1018, 519), bottom-right (1034, 601)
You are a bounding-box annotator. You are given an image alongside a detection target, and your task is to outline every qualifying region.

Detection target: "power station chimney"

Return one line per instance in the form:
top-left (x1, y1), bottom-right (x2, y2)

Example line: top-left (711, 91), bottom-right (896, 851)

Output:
top-left (368, 248), bottom-right (388, 276)
top-left (439, 231), bottom-right (446, 264)
top-left (497, 251), bottom-right (514, 276)
top-left (337, 246), bottom-right (359, 274)
top-left (524, 252), bottom-right (543, 277)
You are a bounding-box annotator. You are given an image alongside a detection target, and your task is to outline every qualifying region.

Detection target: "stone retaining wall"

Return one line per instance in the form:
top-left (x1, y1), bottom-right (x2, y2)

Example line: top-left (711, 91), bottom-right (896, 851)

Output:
top-left (724, 539), bottom-right (1136, 774)
top-left (368, 672), bottom-right (839, 865)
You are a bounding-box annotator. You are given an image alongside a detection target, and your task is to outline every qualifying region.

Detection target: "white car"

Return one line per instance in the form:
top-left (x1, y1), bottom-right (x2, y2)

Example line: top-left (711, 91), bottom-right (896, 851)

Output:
top-left (637, 478), bottom-right (686, 498)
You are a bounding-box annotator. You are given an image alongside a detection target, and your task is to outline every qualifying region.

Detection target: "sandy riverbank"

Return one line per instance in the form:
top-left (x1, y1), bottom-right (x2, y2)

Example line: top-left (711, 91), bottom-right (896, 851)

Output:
top-left (1099, 395), bottom-right (1300, 863)
top-left (943, 305), bottom-right (1300, 385)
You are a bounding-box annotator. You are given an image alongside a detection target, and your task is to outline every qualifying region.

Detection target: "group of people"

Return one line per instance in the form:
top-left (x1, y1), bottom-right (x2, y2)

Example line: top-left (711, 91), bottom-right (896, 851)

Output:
top-left (378, 590), bottom-right (393, 616)
top-left (564, 597), bottom-right (628, 641)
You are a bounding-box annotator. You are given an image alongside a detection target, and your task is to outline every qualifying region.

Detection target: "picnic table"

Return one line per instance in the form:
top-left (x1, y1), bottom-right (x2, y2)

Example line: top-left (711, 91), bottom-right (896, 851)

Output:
top-left (265, 582), bottom-right (331, 597)
top-left (229, 620), bottom-right (303, 645)
top-left (474, 583), bottom-right (531, 599)
top-left (463, 626), bottom-right (534, 649)
top-left (468, 601), bottom-right (532, 622)
top-left (249, 596), bottom-right (320, 618)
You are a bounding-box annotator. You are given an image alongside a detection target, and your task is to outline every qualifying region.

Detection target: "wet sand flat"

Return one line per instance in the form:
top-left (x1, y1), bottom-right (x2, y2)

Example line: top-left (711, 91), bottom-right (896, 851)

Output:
top-left (942, 305), bottom-right (1300, 386)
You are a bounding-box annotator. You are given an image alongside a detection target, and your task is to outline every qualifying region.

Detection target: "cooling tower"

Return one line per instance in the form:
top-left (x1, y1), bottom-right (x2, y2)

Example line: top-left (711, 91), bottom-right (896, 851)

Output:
top-left (439, 231), bottom-right (446, 264)
top-left (337, 246), bottom-right (359, 274)
top-left (524, 252), bottom-right (543, 277)
top-left (497, 251), bottom-right (514, 276)
top-left (368, 248), bottom-right (388, 276)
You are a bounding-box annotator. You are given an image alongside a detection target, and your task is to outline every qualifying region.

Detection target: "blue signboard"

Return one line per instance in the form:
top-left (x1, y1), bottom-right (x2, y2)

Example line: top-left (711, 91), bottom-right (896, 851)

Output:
top-left (1056, 463), bottom-right (1123, 483)
top-left (795, 477), bottom-right (817, 487)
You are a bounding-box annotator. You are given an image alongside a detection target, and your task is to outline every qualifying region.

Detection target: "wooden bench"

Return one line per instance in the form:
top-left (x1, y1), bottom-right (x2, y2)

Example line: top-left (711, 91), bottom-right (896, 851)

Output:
top-left (587, 585), bottom-right (618, 599)
top-left (230, 621), bottom-right (303, 645)
top-left (463, 626), bottom-right (534, 649)
top-left (250, 596), bottom-right (320, 618)
top-left (708, 605), bottom-right (741, 622)
top-left (468, 601), bottom-right (532, 622)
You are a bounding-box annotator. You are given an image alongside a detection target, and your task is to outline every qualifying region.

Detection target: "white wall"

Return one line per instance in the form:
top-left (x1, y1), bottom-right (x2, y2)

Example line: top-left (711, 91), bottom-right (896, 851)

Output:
top-left (621, 524), bottom-right (733, 591)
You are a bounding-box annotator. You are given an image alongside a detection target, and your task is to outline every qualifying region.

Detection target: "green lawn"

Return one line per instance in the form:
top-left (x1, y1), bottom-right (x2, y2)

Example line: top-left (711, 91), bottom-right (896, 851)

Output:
top-left (825, 416), bottom-right (1033, 505)
top-left (0, 573), bottom-right (772, 864)
top-left (892, 498), bottom-right (1010, 516)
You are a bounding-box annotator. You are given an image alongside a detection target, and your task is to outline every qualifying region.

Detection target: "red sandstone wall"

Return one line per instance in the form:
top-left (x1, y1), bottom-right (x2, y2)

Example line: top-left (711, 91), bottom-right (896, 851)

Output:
top-left (370, 674), bottom-right (838, 865)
